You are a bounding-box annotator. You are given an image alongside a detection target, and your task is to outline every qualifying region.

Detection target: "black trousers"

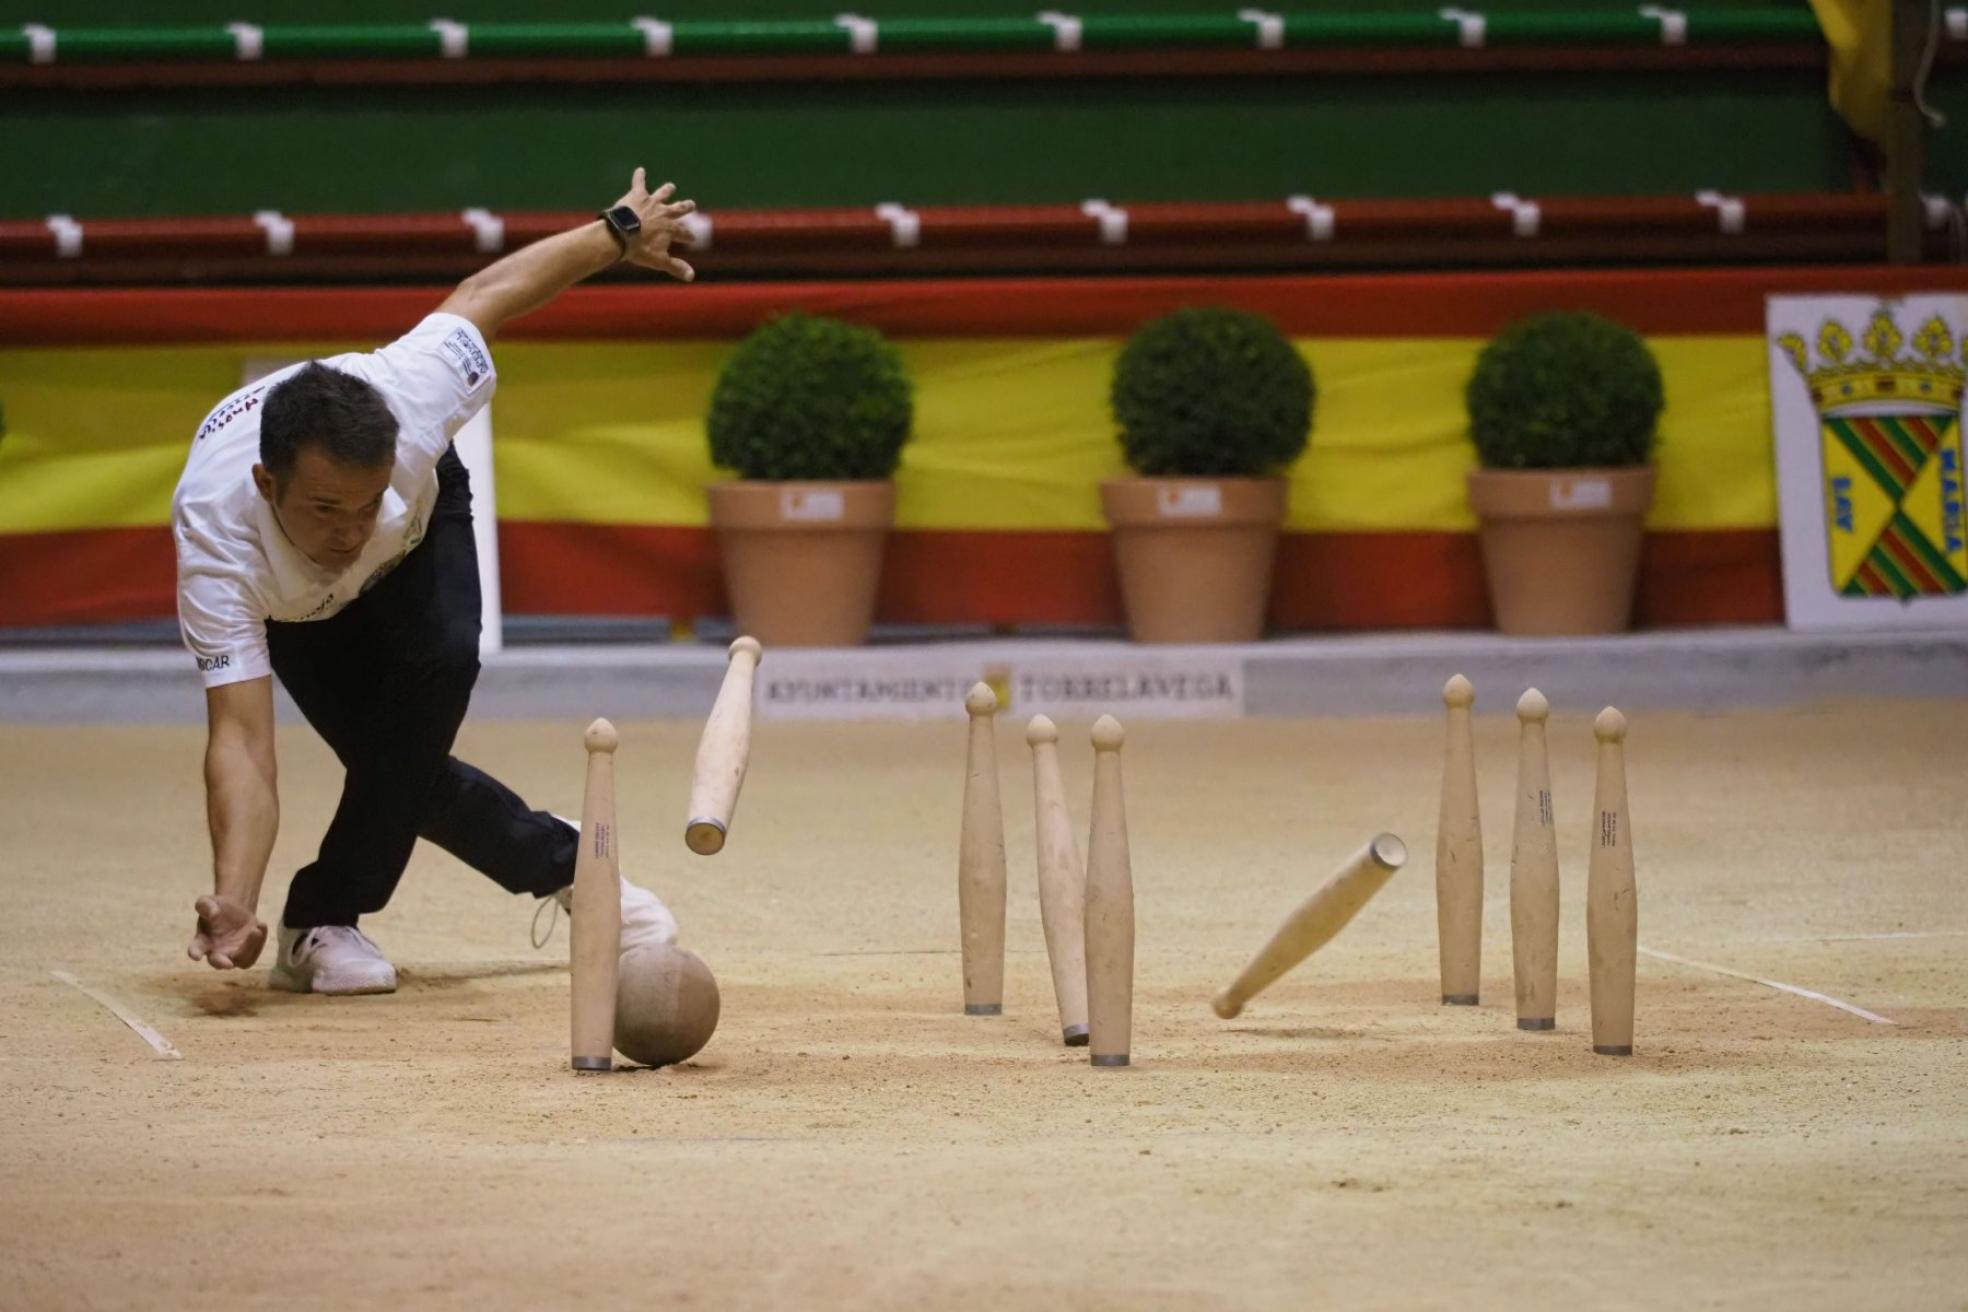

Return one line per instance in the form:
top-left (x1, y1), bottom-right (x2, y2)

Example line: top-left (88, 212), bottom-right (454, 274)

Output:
top-left (266, 447), bottom-right (576, 930)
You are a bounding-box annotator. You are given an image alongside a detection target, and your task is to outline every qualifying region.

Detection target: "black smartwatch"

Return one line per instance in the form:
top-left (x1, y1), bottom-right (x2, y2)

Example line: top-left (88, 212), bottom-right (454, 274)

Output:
top-left (598, 204), bottom-right (641, 259)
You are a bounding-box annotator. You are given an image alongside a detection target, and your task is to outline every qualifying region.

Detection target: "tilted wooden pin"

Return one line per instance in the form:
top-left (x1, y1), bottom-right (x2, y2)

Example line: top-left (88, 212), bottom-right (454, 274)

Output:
top-left (1027, 714), bottom-right (1089, 1046)
top-left (1212, 833), bottom-right (1407, 1020)
top-left (685, 636), bottom-right (762, 856)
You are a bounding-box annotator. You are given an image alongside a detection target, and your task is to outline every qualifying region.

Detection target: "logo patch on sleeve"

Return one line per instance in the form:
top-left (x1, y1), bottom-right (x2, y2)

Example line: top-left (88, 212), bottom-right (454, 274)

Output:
top-left (439, 327), bottom-right (491, 387)
top-left (194, 386), bottom-right (265, 441)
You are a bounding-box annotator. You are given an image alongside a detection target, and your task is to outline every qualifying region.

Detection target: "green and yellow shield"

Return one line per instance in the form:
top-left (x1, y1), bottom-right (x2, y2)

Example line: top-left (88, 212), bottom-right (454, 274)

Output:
top-left (1780, 309), bottom-right (1968, 602)
top-left (1821, 411), bottom-right (1967, 598)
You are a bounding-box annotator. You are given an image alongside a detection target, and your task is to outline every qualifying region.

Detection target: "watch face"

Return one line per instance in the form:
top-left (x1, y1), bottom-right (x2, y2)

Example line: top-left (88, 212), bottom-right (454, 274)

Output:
top-left (609, 205), bottom-right (642, 236)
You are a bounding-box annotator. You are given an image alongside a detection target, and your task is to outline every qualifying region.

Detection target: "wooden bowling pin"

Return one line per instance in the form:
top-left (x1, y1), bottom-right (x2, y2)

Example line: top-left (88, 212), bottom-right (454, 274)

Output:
top-left (1084, 715), bottom-right (1135, 1068)
top-left (1027, 715), bottom-right (1089, 1046)
top-left (685, 636), bottom-right (761, 856)
top-left (958, 683), bottom-right (1008, 1016)
top-left (1435, 674), bottom-right (1483, 1006)
top-left (1510, 689), bottom-right (1560, 1032)
top-left (570, 718), bottom-right (622, 1073)
top-left (1587, 707), bottom-right (1638, 1056)
top-left (1211, 833), bottom-right (1407, 1020)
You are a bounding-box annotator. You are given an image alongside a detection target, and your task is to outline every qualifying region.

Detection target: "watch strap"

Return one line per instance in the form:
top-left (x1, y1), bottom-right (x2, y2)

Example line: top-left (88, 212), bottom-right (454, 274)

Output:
top-left (597, 207), bottom-right (635, 259)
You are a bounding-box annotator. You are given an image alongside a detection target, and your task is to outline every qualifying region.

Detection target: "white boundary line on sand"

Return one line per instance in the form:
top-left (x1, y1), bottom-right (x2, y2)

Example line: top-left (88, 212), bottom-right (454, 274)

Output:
top-left (50, 969), bottom-right (184, 1059)
top-left (1637, 946), bottom-right (1897, 1026)
top-left (1764, 930), bottom-right (1968, 944)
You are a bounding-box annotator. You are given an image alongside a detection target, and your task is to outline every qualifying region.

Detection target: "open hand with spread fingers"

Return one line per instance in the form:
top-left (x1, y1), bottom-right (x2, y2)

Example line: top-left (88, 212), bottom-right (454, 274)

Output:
top-left (188, 893), bottom-right (269, 970)
top-left (605, 167), bottom-right (698, 282)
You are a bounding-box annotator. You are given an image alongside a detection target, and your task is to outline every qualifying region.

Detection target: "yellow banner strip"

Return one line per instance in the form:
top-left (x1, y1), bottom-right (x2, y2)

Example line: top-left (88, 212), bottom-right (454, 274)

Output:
top-left (0, 336), bottom-right (1775, 535)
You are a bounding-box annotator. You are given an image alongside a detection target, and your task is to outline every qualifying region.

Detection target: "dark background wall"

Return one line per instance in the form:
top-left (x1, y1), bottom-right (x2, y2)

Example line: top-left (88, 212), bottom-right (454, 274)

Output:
top-left (1, 2), bottom-right (1962, 220)
top-left (0, 0), bottom-right (1821, 21)
top-left (0, 76), bottom-right (1855, 217)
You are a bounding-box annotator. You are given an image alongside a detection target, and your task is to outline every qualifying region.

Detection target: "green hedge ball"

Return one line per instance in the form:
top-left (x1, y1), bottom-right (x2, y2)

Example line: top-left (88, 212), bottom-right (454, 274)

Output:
top-left (1465, 311), bottom-right (1664, 471)
top-left (1110, 305), bottom-right (1314, 479)
top-left (614, 943), bottom-right (721, 1068)
top-left (707, 311), bottom-right (914, 482)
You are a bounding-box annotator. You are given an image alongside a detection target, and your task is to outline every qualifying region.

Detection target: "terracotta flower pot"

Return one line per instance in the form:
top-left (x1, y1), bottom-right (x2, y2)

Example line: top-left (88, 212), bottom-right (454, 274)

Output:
top-left (706, 481), bottom-right (894, 647)
top-left (1466, 466), bottom-right (1656, 635)
top-left (1099, 477), bottom-right (1288, 643)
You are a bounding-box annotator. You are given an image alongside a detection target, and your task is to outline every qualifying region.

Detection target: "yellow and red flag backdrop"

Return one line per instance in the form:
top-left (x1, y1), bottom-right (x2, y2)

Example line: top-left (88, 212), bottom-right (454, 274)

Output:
top-left (4, 267), bottom-right (1966, 631)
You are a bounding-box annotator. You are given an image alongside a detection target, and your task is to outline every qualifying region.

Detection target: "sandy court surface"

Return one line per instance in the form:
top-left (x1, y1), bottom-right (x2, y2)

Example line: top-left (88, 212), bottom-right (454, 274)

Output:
top-left (2, 698), bottom-right (1965, 1311)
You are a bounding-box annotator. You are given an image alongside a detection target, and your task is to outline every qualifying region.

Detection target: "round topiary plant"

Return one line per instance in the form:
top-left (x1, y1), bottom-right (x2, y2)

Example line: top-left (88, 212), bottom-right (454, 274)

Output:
top-left (707, 312), bottom-right (914, 481)
top-left (1466, 312), bottom-right (1664, 470)
top-left (1110, 307), bottom-right (1314, 478)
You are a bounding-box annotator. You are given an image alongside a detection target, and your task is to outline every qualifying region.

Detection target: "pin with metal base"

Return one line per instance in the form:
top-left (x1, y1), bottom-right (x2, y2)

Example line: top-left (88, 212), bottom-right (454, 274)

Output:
top-left (958, 684), bottom-right (1008, 1017)
top-left (1211, 834), bottom-right (1407, 1021)
top-left (1510, 689), bottom-right (1561, 1033)
top-left (1588, 708), bottom-right (1638, 1058)
top-left (1436, 675), bottom-right (1484, 1007)
top-left (1084, 716), bottom-right (1135, 1068)
top-left (571, 719), bottom-right (622, 1074)
top-left (1027, 714), bottom-right (1091, 1047)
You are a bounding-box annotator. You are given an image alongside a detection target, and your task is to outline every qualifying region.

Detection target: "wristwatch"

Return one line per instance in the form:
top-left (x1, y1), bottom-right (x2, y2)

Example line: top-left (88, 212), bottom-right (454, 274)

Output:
top-left (598, 204), bottom-right (641, 259)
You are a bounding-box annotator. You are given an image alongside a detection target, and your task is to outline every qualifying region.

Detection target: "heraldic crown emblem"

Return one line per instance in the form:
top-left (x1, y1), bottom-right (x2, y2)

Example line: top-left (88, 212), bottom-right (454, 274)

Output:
top-left (1777, 309), bottom-right (1966, 414)
top-left (1778, 306), bottom-right (1966, 600)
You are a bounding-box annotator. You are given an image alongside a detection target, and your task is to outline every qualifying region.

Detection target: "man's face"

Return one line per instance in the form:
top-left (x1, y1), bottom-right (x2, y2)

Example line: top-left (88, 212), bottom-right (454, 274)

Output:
top-left (253, 444), bottom-right (394, 571)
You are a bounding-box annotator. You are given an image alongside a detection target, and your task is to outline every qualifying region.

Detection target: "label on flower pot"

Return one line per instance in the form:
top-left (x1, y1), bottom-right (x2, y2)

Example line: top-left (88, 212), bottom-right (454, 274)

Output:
top-left (1156, 485), bottom-right (1223, 518)
top-left (1549, 478), bottom-right (1613, 512)
top-left (779, 488), bottom-right (846, 522)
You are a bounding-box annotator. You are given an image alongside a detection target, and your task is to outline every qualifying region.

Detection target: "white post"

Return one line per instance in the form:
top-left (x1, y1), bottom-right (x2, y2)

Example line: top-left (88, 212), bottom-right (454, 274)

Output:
top-left (451, 405), bottom-right (504, 655)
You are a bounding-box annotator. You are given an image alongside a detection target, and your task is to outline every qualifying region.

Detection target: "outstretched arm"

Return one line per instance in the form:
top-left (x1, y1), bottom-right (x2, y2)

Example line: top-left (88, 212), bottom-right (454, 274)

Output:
top-left (189, 675), bottom-right (279, 970)
top-left (438, 168), bottom-right (696, 339)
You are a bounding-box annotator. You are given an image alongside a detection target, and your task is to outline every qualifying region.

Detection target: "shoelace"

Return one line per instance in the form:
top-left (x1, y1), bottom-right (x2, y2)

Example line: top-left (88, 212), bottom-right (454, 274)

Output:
top-left (531, 897), bottom-right (561, 951)
top-left (534, 883), bottom-right (671, 953)
top-left (535, 813), bottom-right (583, 950)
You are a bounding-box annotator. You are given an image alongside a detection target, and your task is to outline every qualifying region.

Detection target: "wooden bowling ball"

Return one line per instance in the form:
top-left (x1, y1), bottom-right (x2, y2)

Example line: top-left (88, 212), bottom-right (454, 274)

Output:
top-left (613, 942), bottom-right (720, 1067)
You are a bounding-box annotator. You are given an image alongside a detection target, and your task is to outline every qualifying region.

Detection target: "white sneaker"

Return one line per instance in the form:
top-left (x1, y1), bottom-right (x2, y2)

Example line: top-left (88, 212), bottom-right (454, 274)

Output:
top-left (552, 876), bottom-right (679, 952)
top-left (535, 815), bottom-right (679, 954)
top-left (268, 925), bottom-right (398, 995)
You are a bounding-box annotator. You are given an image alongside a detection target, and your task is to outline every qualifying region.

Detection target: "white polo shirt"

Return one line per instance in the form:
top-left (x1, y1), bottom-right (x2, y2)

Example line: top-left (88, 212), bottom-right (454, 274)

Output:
top-left (173, 313), bottom-right (496, 690)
